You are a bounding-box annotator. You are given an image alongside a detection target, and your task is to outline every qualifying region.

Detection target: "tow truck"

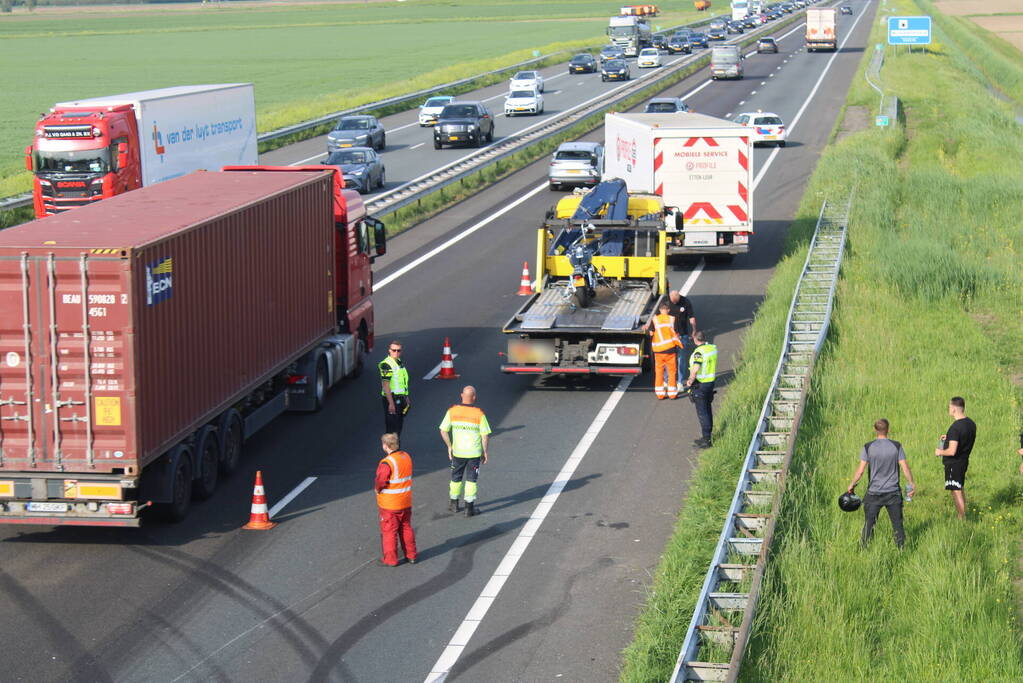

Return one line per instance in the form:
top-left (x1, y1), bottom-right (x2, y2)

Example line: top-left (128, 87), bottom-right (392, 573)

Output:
top-left (501, 180), bottom-right (670, 376)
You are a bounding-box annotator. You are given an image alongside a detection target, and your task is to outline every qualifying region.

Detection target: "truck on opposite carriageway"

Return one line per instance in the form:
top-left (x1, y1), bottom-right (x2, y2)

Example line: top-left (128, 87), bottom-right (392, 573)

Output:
top-left (0, 166), bottom-right (385, 526)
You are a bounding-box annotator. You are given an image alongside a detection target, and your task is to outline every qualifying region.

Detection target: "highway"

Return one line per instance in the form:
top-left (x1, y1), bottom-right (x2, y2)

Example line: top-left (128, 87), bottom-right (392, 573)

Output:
top-left (0, 2), bottom-right (875, 681)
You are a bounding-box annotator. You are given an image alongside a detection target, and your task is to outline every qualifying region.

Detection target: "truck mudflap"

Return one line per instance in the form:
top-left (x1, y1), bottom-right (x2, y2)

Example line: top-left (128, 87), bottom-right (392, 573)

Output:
top-left (502, 364), bottom-right (643, 375)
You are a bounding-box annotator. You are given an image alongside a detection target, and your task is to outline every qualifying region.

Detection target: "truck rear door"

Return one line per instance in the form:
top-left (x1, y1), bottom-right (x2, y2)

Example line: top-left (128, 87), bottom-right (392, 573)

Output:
top-left (0, 251), bottom-right (135, 479)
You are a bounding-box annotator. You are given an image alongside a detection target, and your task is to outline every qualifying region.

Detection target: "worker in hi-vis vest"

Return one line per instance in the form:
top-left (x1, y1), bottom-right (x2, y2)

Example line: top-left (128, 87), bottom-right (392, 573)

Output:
top-left (378, 340), bottom-right (410, 436)
top-left (647, 300), bottom-right (684, 399)
top-left (374, 432), bottom-right (418, 567)
top-left (684, 330), bottom-right (718, 448)
top-left (439, 386), bottom-right (492, 518)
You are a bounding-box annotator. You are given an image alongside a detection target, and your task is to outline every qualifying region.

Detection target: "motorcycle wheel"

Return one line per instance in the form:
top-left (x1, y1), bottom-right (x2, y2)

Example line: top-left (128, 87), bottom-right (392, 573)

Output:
top-left (573, 286), bottom-right (591, 308)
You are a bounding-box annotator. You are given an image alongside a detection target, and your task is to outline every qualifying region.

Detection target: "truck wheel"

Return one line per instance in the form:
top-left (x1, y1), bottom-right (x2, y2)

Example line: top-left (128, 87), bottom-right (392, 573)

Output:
top-left (351, 334), bottom-right (366, 379)
top-left (192, 427), bottom-right (220, 501)
top-left (218, 410), bottom-right (244, 476)
top-left (158, 450), bottom-right (193, 522)
top-left (313, 357), bottom-right (328, 412)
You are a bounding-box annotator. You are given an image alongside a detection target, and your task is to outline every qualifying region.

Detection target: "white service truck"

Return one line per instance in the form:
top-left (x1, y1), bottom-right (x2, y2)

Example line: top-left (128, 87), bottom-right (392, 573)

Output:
top-left (731, 0), bottom-right (750, 21)
top-left (603, 112), bottom-right (755, 260)
top-left (806, 7), bottom-right (838, 51)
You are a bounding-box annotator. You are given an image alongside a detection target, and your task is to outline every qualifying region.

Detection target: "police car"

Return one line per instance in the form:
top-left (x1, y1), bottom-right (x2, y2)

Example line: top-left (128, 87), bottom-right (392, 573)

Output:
top-left (732, 110), bottom-right (787, 147)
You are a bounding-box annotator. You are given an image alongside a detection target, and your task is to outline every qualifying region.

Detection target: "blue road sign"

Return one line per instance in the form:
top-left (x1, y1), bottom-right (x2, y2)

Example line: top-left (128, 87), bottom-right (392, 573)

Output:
top-left (888, 16), bottom-right (931, 45)
top-left (875, 115), bottom-right (890, 127)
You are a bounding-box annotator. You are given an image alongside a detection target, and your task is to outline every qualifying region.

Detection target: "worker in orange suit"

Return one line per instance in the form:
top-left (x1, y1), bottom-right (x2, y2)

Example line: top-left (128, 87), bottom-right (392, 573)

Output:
top-left (375, 432), bottom-right (418, 567)
top-left (647, 300), bottom-right (684, 399)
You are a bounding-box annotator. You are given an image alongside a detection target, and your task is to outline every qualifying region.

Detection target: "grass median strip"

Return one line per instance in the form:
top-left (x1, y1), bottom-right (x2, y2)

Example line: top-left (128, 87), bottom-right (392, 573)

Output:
top-left (621, 0), bottom-right (1023, 680)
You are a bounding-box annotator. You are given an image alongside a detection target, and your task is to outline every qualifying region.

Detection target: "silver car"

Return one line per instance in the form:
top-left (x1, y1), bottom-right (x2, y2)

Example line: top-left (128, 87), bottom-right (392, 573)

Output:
top-left (327, 115), bottom-right (386, 152)
top-left (548, 141), bottom-right (604, 191)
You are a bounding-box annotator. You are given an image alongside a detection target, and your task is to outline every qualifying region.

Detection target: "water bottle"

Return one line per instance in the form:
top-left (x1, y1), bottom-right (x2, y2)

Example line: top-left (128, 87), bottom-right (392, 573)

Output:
top-left (905, 483), bottom-right (914, 503)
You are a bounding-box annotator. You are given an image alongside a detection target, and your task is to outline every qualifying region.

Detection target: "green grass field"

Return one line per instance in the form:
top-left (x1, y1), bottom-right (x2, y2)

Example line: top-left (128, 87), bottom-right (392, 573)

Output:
top-left (0, 0), bottom-right (705, 195)
top-left (621, 0), bottom-right (1023, 679)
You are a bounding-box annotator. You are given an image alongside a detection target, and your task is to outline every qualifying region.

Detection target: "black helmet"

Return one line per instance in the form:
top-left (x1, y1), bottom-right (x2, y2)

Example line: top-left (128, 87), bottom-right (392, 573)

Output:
top-left (838, 491), bottom-right (862, 512)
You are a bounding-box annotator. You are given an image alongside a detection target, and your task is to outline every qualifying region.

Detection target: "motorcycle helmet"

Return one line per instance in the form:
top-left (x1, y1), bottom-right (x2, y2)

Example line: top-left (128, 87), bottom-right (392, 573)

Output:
top-left (838, 491), bottom-right (862, 512)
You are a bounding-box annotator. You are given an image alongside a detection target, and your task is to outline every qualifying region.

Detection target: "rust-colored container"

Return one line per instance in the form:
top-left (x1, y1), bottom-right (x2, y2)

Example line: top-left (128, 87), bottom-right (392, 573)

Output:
top-left (0, 170), bottom-right (335, 476)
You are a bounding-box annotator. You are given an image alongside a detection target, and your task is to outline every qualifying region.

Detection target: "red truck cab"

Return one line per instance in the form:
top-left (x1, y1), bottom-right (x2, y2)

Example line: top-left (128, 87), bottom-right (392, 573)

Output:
top-left (26, 106), bottom-right (141, 218)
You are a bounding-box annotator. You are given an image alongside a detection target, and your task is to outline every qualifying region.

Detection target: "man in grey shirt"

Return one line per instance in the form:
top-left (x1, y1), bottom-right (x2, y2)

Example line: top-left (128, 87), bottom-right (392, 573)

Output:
top-left (847, 418), bottom-right (918, 549)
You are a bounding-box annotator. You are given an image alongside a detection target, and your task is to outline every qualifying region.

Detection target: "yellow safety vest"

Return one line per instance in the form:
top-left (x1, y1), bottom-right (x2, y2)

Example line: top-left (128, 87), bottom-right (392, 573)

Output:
top-left (689, 344), bottom-right (717, 382)
top-left (379, 355), bottom-right (409, 396)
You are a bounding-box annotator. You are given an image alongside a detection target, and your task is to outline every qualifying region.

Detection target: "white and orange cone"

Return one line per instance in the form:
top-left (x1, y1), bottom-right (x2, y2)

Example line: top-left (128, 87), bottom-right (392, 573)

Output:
top-left (243, 470), bottom-right (276, 530)
top-left (437, 337), bottom-right (459, 380)
top-left (517, 262), bottom-right (533, 296)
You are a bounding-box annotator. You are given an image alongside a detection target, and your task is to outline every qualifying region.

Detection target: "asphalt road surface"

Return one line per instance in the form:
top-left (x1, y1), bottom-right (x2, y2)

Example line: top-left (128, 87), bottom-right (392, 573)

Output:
top-left (0, 2), bottom-right (875, 681)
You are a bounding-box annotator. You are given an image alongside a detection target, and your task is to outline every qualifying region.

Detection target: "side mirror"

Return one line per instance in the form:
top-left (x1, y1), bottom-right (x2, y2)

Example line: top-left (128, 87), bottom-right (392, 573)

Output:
top-left (25, 145), bottom-right (33, 171)
top-left (117, 142), bottom-right (129, 171)
top-left (366, 216), bottom-right (387, 259)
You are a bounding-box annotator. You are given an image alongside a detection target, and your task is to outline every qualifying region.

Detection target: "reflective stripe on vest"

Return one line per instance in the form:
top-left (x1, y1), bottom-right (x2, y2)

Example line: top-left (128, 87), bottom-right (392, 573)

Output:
top-left (651, 314), bottom-right (682, 352)
top-left (379, 356), bottom-right (409, 396)
top-left (689, 344), bottom-right (717, 382)
top-left (378, 450), bottom-right (413, 510)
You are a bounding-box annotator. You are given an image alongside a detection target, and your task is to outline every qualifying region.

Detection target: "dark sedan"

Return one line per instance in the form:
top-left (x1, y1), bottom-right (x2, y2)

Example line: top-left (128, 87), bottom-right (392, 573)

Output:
top-left (726, 21), bottom-right (745, 34)
top-left (839, 5), bottom-right (853, 13)
top-left (708, 27), bottom-right (727, 40)
top-left (651, 33), bottom-right (668, 50)
top-left (667, 33), bottom-right (693, 53)
top-left (601, 59), bottom-right (631, 81)
top-left (568, 53), bottom-right (598, 74)
top-left (322, 148), bottom-right (385, 193)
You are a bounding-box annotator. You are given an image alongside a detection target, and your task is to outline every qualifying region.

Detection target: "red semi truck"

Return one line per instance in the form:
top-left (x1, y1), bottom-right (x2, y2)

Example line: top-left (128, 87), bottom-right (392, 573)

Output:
top-left (0, 166), bottom-right (385, 526)
top-left (25, 85), bottom-right (257, 218)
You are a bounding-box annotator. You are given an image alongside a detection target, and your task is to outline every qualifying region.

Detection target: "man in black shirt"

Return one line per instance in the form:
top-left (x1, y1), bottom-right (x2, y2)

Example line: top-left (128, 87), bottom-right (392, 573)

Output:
top-left (935, 396), bottom-right (977, 520)
top-left (664, 290), bottom-right (697, 378)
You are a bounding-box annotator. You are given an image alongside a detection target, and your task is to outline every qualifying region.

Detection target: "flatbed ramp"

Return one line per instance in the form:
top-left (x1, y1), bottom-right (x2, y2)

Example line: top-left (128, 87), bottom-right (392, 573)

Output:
top-left (518, 283), bottom-right (654, 331)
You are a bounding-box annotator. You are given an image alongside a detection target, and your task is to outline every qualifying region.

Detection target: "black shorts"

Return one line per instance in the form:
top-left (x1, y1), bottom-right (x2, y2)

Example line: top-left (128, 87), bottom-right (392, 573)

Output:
top-left (450, 457), bottom-right (481, 483)
top-left (944, 458), bottom-right (969, 491)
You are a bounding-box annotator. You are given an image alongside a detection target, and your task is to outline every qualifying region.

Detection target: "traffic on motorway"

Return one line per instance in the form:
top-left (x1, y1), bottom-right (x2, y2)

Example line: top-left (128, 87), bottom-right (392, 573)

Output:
top-left (1, 0), bottom-right (871, 680)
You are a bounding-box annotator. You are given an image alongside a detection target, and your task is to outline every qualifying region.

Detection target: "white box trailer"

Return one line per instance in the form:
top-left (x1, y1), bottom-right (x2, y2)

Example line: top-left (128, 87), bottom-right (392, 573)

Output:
top-left (55, 84), bottom-right (258, 187)
top-left (805, 8), bottom-right (838, 51)
top-left (603, 112), bottom-right (754, 258)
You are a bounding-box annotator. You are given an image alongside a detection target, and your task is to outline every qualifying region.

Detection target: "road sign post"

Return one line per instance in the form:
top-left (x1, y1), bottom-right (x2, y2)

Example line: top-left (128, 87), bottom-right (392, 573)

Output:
top-left (887, 16), bottom-right (931, 46)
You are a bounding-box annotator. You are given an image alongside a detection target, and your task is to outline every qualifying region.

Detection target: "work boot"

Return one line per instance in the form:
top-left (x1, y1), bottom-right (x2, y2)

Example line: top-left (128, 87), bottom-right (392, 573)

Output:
top-left (694, 437), bottom-right (712, 449)
top-left (465, 502), bottom-right (476, 517)
top-left (449, 499), bottom-right (460, 513)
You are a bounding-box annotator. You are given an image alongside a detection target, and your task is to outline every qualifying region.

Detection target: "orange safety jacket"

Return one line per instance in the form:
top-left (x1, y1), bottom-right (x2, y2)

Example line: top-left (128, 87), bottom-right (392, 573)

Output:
top-left (650, 313), bottom-right (683, 352)
top-left (377, 450), bottom-right (413, 510)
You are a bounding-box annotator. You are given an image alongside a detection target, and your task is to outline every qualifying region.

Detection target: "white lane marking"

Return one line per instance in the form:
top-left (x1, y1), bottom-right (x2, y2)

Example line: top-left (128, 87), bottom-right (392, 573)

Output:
top-left (268, 477), bottom-right (317, 518)
top-left (726, 112), bottom-right (733, 117)
top-left (425, 248), bottom-right (707, 682)
top-left (739, 100), bottom-right (746, 106)
top-left (375, 65), bottom-right (676, 205)
top-left (751, 90), bottom-right (757, 95)
top-left (751, 0), bottom-right (869, 192)
top-left (424, 375), bottom-right (634, 683)
top-left (390, 119), bottom-right (423, 133)
top-left (291, 150), bottom-right (327, 165)
top-left (423, 354), bottom-right (459, 380)
top-left (761, 81), bottom-right (766, 86)
top-left (409, 142), bottom-right (425, 151)
top-left (376, 182), bottom-right (548, 291)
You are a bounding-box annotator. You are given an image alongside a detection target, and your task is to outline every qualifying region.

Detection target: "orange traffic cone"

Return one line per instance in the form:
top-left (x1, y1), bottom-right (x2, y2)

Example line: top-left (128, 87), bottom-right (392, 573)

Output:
top-left (437, 337), bottom-right (459, 380)
top-left (517, 262), bottom-right (533, 296)
top-left (243, 470), bottom-right (276, 530)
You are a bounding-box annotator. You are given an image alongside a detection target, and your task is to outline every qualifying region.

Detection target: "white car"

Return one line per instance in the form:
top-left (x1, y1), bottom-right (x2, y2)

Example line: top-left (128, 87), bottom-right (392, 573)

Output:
top-left (637, 48), bottom-right (662, 68)
top-left (733, 110), bottom-right (787, 147)
top-left (504, 88), bottom-right (544, 116)
top-left (510, 70), bottom-right (545, 93)
top-left (419, 95), bottom-right (454, 127)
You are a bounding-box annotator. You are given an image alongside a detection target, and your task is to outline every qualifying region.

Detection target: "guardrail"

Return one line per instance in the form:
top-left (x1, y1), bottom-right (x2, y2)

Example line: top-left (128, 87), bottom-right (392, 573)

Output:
top-left (0, 18), bottom-right (716, 214)
top-left (669, 195), bottom-right (851, 683)
top-left (1, 10), bottom-right (805, 216)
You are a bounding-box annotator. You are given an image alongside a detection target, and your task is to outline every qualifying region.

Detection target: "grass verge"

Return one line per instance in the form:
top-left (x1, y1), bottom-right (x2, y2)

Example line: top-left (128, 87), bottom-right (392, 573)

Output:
top-left (622, 0), bottom-right (1021, 678)
top-left (742, 0), bottom-right (1023, 678)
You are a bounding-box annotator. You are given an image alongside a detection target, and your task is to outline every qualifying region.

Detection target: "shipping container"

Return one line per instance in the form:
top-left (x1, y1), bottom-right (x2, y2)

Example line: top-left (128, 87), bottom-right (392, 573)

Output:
top-left (0, 170), bottom-right (344, 524)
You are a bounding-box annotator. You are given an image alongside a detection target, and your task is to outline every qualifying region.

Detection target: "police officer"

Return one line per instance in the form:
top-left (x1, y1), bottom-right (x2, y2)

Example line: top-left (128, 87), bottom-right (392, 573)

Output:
top-left (684, 330), bottom-right (717, 448)
top-left (378, 340), bottom-right (410, 436)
